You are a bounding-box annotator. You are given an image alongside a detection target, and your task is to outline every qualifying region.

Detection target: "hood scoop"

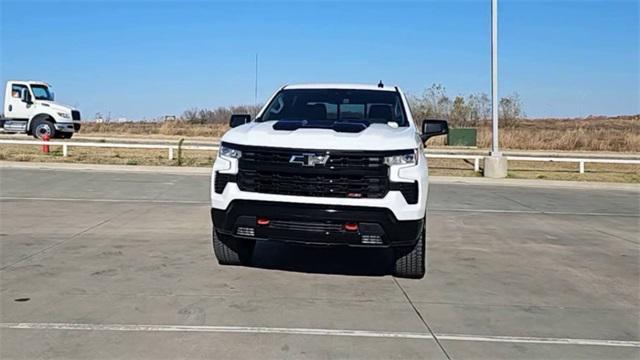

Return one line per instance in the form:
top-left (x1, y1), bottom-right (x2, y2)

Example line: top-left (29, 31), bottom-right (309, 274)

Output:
top-left (272, 119), bottom-right (369, 133)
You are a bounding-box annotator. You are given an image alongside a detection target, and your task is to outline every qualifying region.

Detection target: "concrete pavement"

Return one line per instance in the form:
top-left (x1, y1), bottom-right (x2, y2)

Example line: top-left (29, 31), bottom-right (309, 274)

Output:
top-left (0, 168), bottom-right (638, 359)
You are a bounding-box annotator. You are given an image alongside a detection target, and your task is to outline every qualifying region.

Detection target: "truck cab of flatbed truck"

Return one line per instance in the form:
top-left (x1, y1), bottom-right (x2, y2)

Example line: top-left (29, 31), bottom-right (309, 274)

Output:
top-left (0, 80), bottom-right (81, 139)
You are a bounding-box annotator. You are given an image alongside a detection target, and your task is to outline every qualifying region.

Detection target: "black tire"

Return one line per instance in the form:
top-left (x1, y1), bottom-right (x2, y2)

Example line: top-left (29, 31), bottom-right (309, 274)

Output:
top-left (212, 230), bottom-right (255, 266)
top-left (31, 118), bottom-right (56, 139)
top-left (393, 224), bottom-right (426, 279)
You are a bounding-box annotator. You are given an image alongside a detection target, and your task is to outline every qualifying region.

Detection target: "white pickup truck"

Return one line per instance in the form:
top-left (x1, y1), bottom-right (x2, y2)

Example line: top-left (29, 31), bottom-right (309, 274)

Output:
top-left (0, 80), bottom-right (81, 139)
top-left (211, 83), bottom-right (448, 278)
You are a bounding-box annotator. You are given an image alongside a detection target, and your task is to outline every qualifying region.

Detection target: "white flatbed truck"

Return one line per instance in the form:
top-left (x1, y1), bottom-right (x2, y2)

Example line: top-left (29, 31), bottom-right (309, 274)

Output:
top-left (0, 80), bottom-right (81, 139)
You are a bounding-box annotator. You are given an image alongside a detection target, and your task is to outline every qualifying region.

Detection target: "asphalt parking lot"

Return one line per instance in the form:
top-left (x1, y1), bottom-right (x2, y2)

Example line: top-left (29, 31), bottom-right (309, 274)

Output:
top-left (0, 166), bottom-right (638, 359)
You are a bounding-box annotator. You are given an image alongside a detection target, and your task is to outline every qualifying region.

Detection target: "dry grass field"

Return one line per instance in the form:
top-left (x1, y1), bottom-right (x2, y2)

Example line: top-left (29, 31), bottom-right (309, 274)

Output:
top-left (475, 115), bottom-right (640, 152)
top-left (81, 121), bottom-right (228, 139)
top-left (79, 115), bottom-right (640, 153)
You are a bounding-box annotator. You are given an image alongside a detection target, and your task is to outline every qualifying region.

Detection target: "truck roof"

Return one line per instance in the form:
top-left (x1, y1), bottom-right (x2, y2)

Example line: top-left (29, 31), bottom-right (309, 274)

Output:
top-left (283, 83), bottom-right (397, 92)
top-left (6, 80), bottom-right (50, 86)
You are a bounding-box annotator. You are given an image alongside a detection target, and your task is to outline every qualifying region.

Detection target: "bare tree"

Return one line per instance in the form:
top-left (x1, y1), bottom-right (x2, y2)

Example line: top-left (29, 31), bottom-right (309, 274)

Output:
top-left (467, 93), bottom-right (490, 124)
top-left (410, 84), bottom-right (452, 121)
top-left (181, 108), bottom-right (199, 122)
top-left (178, 86), bottom-right (524, 130)
top-left (180, 105), bottom-right (263, 124)
top-left (411, 84), bottom-right (524, 128)
top-left (499, 93), bottom-right (524, 127)
top-left (450, 96), bottom-right (470, 127)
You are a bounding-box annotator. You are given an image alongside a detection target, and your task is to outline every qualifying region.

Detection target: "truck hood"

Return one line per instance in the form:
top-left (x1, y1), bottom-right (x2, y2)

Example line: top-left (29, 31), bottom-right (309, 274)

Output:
top-left (221, 121), bottom-right (421, 151)
top-left (38, 100), bottom-right (77, 112)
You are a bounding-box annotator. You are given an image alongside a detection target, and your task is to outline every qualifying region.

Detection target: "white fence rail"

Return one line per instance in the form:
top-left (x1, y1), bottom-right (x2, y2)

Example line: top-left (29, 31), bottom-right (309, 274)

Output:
top-left (1, 139), bottom-right (639, 174)
top-left (0, 139), bottom-right (215, 161)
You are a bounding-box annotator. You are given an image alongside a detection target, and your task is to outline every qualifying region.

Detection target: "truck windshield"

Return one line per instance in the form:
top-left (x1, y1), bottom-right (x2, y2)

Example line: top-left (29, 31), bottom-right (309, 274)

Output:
top-left (30, 85), bottom-right (54, 101)
top-left (259, 89), bottom-right (408, 126)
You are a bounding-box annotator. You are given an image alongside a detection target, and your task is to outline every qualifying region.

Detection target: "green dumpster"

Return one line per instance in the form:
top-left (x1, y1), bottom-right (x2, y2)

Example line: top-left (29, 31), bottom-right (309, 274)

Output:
top-left (447, 128), bottom-right (477, 147)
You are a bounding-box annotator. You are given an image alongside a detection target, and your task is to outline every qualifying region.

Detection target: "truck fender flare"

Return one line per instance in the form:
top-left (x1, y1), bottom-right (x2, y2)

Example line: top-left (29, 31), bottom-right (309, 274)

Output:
top-left (27, 114), bottom-right (56, 134)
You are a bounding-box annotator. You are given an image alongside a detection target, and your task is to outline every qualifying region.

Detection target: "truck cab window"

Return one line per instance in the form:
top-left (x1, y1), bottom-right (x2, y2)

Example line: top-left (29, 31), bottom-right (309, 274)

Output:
top-left (30, 85), bottom-right (53, 101)
top-left (11, 84), bottom-right (27, 98)
top-left (260, 89), bottom-right (408, 126)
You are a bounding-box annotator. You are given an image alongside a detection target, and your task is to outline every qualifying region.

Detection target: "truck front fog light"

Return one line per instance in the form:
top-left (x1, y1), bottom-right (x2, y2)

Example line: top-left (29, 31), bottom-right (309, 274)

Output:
top-left (236, 227), bottom-right (255, 237)
top-left (361, 235), bottom-right (383, 244)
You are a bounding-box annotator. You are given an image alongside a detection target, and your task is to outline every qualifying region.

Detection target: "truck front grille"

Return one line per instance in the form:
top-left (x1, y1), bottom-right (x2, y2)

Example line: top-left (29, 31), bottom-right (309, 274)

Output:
top-left (268, 220), bottom-right (344, 233)
top-left (238, 170), bottom-right (388, 198)
top-left (71, 110), bottom-right (81, 121)
top-left (236, 145), bottom-right (391, 199)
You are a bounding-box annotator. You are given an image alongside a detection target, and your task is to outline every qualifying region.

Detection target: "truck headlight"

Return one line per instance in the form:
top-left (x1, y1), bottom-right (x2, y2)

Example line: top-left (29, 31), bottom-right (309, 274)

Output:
top-left (219, 144), bottom-right (242, 160)
top-left (57, 112), bottom-right (70, 119)
top-left (384, 149), bottom-right (418, 166)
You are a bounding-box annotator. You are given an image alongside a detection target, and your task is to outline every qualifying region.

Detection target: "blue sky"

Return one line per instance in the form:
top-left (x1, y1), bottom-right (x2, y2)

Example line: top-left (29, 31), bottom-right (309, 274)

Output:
top-left (1, 0), bottom-right (638, 120)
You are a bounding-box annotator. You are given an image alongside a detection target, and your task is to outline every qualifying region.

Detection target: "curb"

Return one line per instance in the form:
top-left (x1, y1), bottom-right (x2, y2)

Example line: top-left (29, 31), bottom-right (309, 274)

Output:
top-left (0, 161), bottom-right (210, 175)
top-left (429, 176), bottom-right (639, 191)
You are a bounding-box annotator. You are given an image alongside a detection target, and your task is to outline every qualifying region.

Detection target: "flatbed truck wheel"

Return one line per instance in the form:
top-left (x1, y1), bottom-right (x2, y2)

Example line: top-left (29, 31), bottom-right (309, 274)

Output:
top-left (32, 118), bottom-right (56, 139)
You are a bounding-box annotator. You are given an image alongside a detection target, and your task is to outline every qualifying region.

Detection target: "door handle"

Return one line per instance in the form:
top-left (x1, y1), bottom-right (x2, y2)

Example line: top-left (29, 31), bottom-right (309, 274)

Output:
top-left (8, 105), bottom-right (12, 112)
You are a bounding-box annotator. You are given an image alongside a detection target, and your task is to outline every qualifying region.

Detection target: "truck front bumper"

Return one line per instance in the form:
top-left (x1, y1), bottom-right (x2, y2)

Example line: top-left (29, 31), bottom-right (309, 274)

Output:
top-left (212, 200), bottom-right (424, 248)
top-left (54, 122), bottom-right (81, 132)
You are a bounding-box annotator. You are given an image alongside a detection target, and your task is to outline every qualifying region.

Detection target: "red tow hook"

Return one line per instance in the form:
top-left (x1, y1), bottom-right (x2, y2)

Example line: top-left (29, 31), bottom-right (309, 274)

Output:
top-left (257, 218), bottom-right (270, 226)
top-left (344, 223), bottom-right (359, 232)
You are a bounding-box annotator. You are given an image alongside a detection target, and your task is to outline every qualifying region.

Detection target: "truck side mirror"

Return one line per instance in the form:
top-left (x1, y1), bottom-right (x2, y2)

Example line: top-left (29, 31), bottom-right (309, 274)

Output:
top-left (21, 91), bottom-right (32, 104)
top-left (229, 114), bottom-right (251, 128)
top-left (420, 119), bottom-right (448, 143)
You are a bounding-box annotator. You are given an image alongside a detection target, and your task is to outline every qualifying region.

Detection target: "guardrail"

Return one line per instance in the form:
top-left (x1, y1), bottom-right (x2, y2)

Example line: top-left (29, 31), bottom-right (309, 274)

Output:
top-left (1, 139), bottom-right (639, 174)
top-left (0, 139), bottom-right (213, 161)
top-left (504, 156), bottom-right (640, 174)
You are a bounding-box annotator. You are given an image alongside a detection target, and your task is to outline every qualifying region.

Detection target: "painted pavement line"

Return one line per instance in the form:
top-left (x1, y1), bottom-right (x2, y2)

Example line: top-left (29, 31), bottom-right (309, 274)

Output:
top-left (1, 323), bottom-right (638, 348)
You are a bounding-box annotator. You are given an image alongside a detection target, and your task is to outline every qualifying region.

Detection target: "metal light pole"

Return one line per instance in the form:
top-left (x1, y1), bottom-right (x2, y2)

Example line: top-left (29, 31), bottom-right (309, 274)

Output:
top-left (254, 53), bottom-right (259, 113)
top-left (491, 0), bottom-right (500, 156)
top-left (484, 0), bottom-right (507, 177)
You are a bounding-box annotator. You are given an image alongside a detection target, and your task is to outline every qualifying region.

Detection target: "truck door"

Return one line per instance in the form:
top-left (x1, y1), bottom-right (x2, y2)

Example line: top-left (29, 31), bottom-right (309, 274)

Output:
top-left (6, 83), bottom-right (32, 120)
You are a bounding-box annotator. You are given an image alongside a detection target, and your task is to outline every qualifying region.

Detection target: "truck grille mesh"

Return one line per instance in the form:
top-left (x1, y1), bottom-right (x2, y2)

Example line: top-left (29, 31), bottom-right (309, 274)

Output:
top-left (237, 146), bottom-right (390, 199)
top-left (268, 220), bottom-right (344, 232)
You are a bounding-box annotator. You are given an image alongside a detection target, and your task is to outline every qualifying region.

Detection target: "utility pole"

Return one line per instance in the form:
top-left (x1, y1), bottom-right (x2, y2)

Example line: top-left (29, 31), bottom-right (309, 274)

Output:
top-left (484, 0), bottom-right (508, 178)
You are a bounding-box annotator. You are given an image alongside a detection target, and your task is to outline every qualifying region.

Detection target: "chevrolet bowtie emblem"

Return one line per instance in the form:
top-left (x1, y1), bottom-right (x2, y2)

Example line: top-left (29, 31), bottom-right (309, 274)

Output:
top-left (289, 153), bottom-right (330, 167)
